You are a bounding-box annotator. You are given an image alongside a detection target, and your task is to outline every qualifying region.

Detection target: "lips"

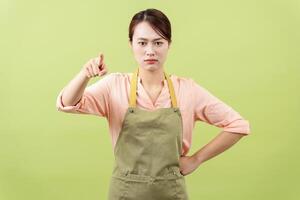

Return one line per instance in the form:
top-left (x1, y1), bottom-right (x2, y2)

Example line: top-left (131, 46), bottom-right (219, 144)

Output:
top-left (144, 59), bottom-right (158, 61)
top-left (144, 60), bottom-right (157, 64)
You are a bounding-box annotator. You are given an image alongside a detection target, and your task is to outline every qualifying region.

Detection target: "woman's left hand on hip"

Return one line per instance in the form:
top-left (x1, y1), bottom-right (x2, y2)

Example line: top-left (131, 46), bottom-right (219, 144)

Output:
top-left (179, 155), bottom-right (200, 176)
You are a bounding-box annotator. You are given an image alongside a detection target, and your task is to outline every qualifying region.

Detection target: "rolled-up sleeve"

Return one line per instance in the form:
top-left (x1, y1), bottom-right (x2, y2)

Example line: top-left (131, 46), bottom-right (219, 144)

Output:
top-left (192, 80), bottom-right (251, 135)
top-left (56, 73), bottom-right (115, 118)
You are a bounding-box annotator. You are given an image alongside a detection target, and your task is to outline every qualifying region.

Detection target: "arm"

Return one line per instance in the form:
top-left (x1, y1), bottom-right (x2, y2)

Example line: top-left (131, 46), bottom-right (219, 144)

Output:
top-left (60, 53), bottom-right (107, 107)
top-left (192, 131), bottom-right (246, 166)
top-left (179, 80), bottom-right (251, 176)
top-left (56, 73), bottom-right (113, 117)
top-left (191, 81), bottom-right (251, 161)
top-left (61, 70), bottom-right (90, 107)
top-left (180, 131), bottom-right (246, 176)
top-left (56, 53), bottom-right (111, 117)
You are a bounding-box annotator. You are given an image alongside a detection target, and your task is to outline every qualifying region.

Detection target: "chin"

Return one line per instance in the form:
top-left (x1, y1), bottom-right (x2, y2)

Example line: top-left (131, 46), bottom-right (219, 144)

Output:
top-left (140, 64), bottom-right (162, 72)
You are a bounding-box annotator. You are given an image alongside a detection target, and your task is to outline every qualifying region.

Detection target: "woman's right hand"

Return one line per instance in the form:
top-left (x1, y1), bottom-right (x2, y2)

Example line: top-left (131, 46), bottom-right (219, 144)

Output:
top-left (80, 52), bottom-right (108, 79)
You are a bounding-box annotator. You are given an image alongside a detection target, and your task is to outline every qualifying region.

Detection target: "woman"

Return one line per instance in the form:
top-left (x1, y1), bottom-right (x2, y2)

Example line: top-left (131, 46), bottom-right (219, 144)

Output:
top-left (56, 8), bottom-right (250, 200)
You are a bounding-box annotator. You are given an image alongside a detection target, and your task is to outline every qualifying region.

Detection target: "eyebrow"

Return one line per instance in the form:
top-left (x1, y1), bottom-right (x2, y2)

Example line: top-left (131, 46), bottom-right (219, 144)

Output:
top-left (137, 37), bottom-right (163, 41)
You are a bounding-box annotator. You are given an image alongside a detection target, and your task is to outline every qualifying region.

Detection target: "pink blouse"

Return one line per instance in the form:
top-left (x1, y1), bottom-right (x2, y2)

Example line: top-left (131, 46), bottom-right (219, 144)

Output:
top-left (56, 72), bottom-right (251, 155)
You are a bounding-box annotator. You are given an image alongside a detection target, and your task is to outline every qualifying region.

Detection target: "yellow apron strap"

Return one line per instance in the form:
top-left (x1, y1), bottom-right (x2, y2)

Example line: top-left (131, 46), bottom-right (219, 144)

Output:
top-left (129, 68), bottom-right (139, 107)
top-left (165, 71), bottom-right (177, 108)
top-left (129, 68), bottom-right (177, 108)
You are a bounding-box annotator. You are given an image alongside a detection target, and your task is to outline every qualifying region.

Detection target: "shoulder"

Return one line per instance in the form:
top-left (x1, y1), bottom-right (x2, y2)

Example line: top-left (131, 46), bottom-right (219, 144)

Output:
top-left (169, 74), bottom-right (213, 99)
top-left (169, 74), bottom-right (192, 82)
top-left (169, 74), bottom-right (201, 89)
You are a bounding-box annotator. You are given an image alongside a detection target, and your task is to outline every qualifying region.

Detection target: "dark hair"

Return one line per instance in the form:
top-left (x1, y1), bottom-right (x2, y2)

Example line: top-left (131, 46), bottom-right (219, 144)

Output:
top-left (128, 8), bottom-right (172, 44)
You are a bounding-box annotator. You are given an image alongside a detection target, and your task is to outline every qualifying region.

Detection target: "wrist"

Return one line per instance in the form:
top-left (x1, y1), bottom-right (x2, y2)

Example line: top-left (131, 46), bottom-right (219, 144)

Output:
top-left (79, 69), bottom-right (90, 81)
top-left (192, 152), bottom-right (204, 166)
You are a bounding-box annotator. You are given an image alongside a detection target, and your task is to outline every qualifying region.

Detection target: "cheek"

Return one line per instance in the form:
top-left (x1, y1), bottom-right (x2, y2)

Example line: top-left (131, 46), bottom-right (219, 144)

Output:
top-left (158, 49), bottom-right (168, 58)
top-left (133, 46), bottom-right (143, 54)
top-left (158, 45), bottom-right (169, 53)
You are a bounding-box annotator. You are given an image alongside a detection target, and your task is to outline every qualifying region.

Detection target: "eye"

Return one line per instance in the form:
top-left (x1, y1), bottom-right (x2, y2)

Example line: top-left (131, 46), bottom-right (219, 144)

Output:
top-left (155, 42), bottom-right (163, 46)
top-left (138, 41), bottom-right (146, 46)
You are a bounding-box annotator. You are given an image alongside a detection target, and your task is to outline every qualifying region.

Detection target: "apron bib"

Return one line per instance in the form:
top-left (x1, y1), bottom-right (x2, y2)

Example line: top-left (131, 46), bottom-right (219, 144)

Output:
top-left (108, 68), bottom-right (189, 200)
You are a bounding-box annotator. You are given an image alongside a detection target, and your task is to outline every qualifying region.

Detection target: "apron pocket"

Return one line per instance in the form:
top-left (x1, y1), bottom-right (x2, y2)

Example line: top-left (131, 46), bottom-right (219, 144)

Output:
top-left (123, 179), bottom-right (178, 200)
top-left (108, 177), bottom-right (129, 200)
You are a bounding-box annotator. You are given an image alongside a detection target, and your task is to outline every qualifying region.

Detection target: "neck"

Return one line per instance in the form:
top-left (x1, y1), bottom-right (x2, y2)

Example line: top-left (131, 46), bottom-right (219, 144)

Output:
top-left (138, 67), bottom-right (165, 89)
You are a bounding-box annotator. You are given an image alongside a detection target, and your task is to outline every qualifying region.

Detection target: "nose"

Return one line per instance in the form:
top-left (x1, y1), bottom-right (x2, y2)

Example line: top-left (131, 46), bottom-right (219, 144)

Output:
top-left (145, 44), bottom-right (155, 56)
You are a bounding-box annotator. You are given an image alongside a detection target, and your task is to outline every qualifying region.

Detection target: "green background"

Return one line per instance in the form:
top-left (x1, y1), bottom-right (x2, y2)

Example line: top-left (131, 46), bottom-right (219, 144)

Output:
top-left (1, 0), bottom-right (299, 199)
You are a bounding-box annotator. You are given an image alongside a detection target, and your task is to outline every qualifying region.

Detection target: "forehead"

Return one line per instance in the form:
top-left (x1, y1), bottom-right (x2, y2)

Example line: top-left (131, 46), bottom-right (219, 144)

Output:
top-left (133, 21), bottom-right (163, 40)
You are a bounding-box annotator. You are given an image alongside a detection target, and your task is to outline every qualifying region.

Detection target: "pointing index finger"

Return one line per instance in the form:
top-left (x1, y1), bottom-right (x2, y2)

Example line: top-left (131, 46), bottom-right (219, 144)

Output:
top-left (98, 53), bottom-right (104, 67)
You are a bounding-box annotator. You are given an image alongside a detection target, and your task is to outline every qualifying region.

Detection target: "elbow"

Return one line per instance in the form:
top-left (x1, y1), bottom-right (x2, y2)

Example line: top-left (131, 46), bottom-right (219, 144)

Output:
top-left (223, 118), bottom-right (251, 135)
top-left (55, 93), bottom-right (70, 113)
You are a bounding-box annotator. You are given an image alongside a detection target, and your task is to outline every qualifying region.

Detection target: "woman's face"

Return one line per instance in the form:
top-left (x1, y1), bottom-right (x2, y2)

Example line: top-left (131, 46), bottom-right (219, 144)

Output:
top-left (129, 21), bottom-right (170, 72)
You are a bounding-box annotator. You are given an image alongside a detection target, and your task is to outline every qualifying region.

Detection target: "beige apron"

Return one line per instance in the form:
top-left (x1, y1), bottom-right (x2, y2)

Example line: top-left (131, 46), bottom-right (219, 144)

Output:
top-left (108, 68), bottom-right (189, 200)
